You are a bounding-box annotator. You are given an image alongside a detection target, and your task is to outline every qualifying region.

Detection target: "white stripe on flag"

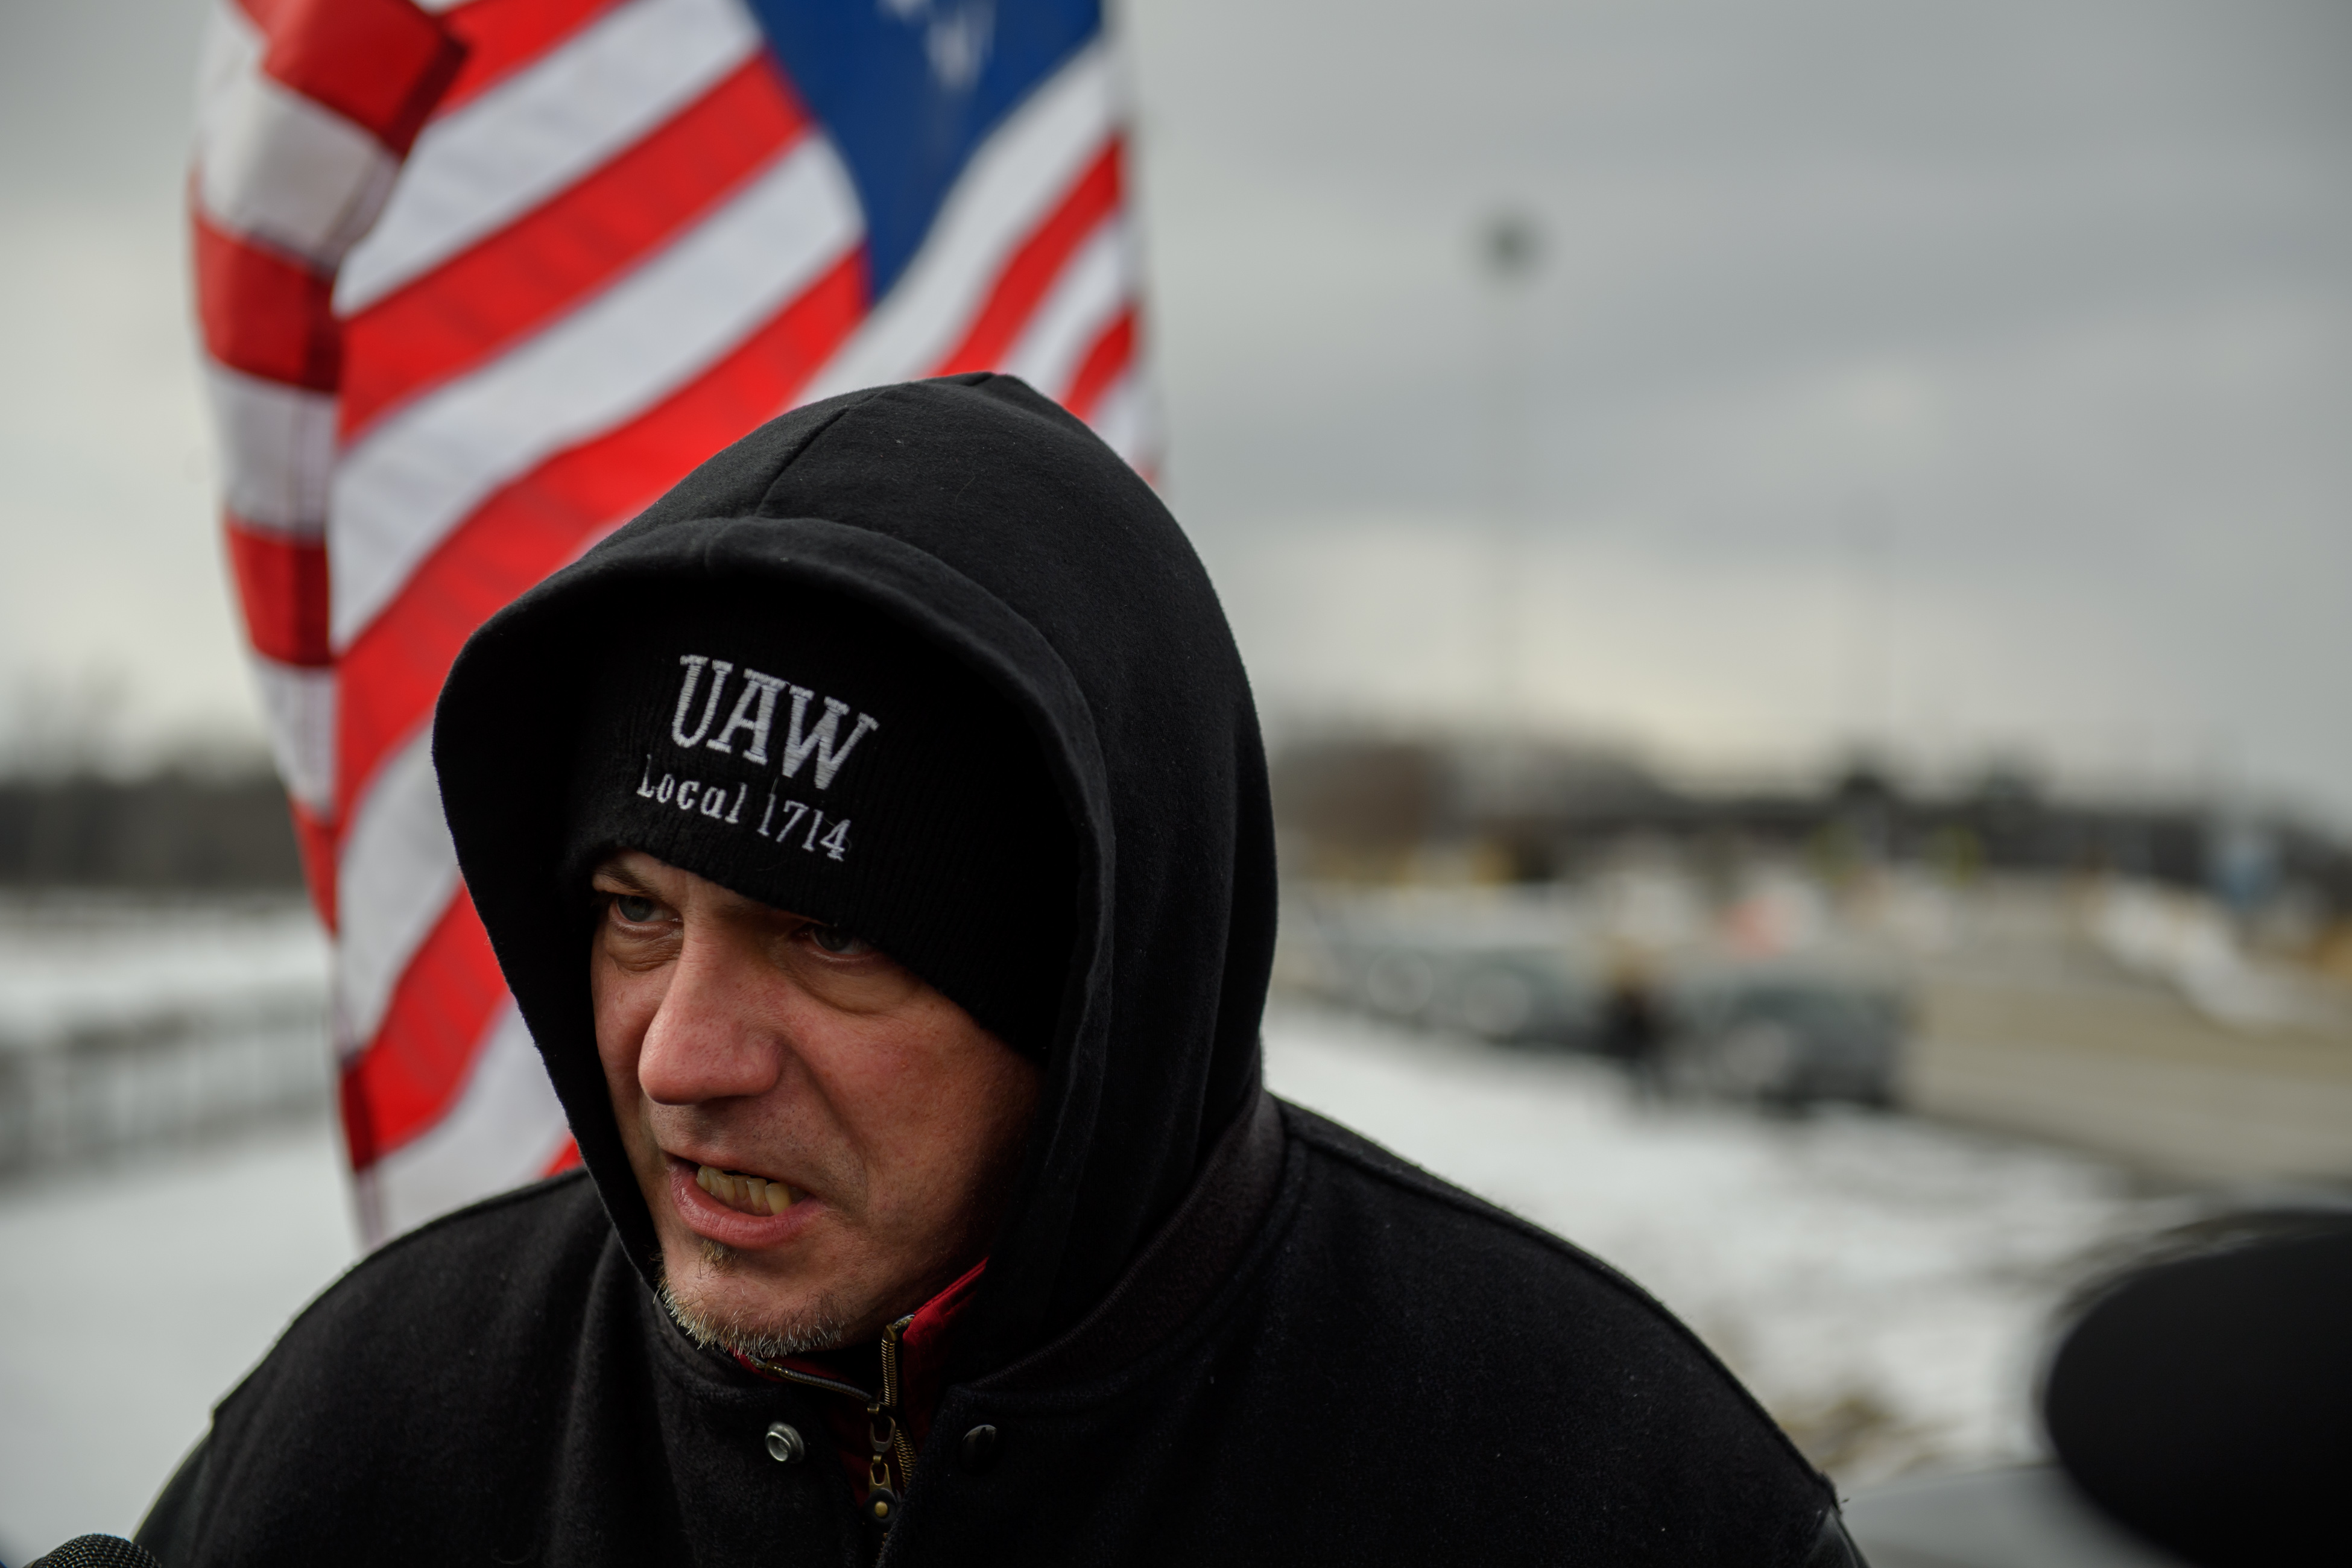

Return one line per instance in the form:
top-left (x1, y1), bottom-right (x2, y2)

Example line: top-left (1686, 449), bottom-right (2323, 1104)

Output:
top-left (1001, 217), bottom-right (1130, 403)
top-left (192, 0), bottom-right (263, 163)
top-left (335, 730), bottom-right (461, 1054)
top-left (801, 40), bottom-right (1115, 399)
top-left (1085, 367), bottom-right (1152, 469)
top-left (203, 362), bottom-right (335, 534)
top-left (193, 0), bottom-right (397, 267)
top-left (329, 133), bottom-right (860, 648)
top-left (248, 654), bottom-right (337, 815)
top-left (334, 0), bottom-right (763, 312)
top-left (362, 1003), bottom-right (572, 1241)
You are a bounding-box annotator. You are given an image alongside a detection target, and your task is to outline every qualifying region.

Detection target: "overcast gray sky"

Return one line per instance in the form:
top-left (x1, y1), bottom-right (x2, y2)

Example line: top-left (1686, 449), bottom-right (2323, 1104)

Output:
top-left (3, 0), bottom-right (2348, 818)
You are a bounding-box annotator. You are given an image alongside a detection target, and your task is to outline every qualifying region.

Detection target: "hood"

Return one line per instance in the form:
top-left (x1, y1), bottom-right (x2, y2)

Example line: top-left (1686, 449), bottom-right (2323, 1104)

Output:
top-left (434, 374), bottom-right (1277, 1376)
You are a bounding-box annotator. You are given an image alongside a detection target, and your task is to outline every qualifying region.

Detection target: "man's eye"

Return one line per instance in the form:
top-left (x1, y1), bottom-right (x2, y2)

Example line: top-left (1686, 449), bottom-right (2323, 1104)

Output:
top-left (612, 894), bottom-right (662, 924)
top-left (808, 925), bottom-right (871, 956)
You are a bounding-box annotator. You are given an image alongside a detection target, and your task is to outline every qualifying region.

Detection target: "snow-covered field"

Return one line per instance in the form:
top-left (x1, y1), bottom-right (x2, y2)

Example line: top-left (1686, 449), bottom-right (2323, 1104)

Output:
top-left (0, 1119), bottom-right (355, 1561)
top-left (0, 995), bottom-right (2178, 1556)
top-left (0, 896), bottom-right (332, 1179)
top-left (0, 884), bottom-right (347, 1561)
top-left (1262, 1004), bottom-right (2179, 1485)
top-left (0, 896), bottom-right (327, 1045)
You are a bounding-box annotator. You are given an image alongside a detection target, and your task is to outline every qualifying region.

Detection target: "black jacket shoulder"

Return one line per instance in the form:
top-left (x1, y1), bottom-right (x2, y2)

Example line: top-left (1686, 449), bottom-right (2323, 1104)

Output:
top-left (1239, 1103), bottom-right (1839, 1568)
top-left (149, 1113), bottom-right (1851, 1568)
top-left (229, 1169), bottom-right (615, 1417)
top-left (1286, 1101), bottom-right (1797, 1403)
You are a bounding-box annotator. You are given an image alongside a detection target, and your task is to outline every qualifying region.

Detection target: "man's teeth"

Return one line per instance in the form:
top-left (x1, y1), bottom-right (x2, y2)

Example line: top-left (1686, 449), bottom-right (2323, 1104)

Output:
top-left (695, 1165), bottom-right (800, 1216)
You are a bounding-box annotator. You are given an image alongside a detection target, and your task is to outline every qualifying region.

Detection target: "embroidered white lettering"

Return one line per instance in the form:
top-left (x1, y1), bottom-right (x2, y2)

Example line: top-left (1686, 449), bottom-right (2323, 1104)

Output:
top-left (669, 656), bottom-right (735, 749)
top-left (706, 669), bottom-right (787, 760)
top-left (777, 691), bottom-right (880, 789)
top-left (621, 756), bottom-right (853, 861)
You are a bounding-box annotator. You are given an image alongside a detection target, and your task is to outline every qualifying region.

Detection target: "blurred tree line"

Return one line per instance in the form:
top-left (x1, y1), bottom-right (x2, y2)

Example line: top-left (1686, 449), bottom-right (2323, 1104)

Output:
top-left (0, 771), bottom-right (302, 888)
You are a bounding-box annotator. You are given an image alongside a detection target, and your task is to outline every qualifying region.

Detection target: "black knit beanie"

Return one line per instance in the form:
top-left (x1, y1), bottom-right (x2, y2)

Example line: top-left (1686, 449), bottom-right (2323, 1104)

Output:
top-left (563, 578), bottom-right (1075, 1057)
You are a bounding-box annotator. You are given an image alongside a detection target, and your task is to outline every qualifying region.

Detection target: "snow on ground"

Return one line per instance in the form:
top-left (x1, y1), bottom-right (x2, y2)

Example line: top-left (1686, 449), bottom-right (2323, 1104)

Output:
top-left (0, 894), bottom-right (332, 1180)
top-left (0, 1118), bottom-right (355, 1561)
top-left (0, 895), bottom-right (327, 1044)
top-left (1263, 1002), bottom-right (2183, 1486)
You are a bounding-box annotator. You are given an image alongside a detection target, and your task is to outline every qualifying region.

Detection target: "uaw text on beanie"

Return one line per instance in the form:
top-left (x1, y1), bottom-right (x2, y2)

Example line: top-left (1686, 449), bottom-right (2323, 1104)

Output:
top-left (563, 581), bottom-right (1075, 1058)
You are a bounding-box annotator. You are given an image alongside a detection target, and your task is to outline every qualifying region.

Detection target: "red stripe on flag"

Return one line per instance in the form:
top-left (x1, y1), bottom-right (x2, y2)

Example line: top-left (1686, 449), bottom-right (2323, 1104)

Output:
top-left (224, 518), bottom-right (332, 667)
top-left (340, 58), bottom-right (808, 439)
top-left (438, 0), bottom-right (627, 115)
top-left (542, 1139), bottom-right (583, 1177)
top-left (335, 248), bottom-right (867, 823)
top-left (340, 888), bottom-right (507, 1169)
top-left (288, 795), bottom-right (338, 932)
top-left (934, 138), bottom-right (1122, 377)
top-left (1062, 306), bottom-right (1136, 423)
top-left (192, 213), bottom-right (341, 391)
top-left (236, 0), bottom-right (463, 155)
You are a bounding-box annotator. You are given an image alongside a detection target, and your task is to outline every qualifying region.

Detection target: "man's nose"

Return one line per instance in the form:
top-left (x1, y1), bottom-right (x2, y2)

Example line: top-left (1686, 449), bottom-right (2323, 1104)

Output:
top-left (635, 933), bottom-right (786, 1106)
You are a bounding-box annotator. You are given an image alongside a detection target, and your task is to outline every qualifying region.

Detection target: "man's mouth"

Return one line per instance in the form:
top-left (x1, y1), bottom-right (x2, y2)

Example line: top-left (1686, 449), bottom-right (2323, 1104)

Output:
top-left (694, 1164), bottom-right (801, 1216)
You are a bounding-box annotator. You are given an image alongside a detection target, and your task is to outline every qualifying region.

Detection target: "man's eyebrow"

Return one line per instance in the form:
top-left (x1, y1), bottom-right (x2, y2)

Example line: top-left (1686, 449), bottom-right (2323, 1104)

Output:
top-left (589, 860), bottom-right (652, 891)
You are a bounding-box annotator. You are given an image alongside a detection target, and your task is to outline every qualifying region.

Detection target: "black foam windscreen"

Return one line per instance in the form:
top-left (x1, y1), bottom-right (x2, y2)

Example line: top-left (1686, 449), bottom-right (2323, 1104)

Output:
top-left (22, 1536), bottom-right (163, 1568)
top-left (2044, 1216), bottom-right (2352, 1567)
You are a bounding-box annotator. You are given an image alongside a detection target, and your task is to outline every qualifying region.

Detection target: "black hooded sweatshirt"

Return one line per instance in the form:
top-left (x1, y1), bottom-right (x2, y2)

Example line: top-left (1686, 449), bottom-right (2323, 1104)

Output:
top-left (138, 376), bottom-right (1861, 1567)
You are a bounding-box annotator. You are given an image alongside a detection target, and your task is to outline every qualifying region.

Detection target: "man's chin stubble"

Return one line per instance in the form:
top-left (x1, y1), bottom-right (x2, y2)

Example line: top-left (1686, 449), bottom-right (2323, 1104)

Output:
top-left (656, 1240), bottom-right (855, 1361)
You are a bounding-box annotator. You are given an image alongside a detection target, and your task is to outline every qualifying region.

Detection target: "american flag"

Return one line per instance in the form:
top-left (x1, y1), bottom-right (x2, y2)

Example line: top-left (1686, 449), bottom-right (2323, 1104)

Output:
top-left (190, 0), bottom-right (1149, 1245)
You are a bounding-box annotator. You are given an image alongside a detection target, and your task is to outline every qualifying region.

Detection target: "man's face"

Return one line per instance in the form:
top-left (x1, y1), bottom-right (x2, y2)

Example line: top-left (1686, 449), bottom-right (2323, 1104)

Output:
top-left (589, 850), bottom-right (1042, 1355)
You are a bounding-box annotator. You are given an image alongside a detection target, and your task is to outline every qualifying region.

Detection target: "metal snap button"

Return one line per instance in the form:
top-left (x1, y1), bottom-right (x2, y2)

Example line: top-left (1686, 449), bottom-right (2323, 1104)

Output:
top-left (765, 1421), bottom-right (806, 1464)
top-left (959, 1423), bottom-right (1000, 1474)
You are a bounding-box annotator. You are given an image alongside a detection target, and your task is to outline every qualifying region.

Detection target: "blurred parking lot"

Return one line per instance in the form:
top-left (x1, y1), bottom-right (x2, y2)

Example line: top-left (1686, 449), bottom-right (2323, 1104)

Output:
top-left (1283, 863), bottom-right (2352, 1185)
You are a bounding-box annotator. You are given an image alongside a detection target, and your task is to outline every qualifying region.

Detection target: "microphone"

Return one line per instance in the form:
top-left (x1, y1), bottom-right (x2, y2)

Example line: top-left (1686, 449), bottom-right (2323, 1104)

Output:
top-left (2046, 1214), bottom-right (2352, 1567)
top-left (21, 1537), bottom-right (163, 1568)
